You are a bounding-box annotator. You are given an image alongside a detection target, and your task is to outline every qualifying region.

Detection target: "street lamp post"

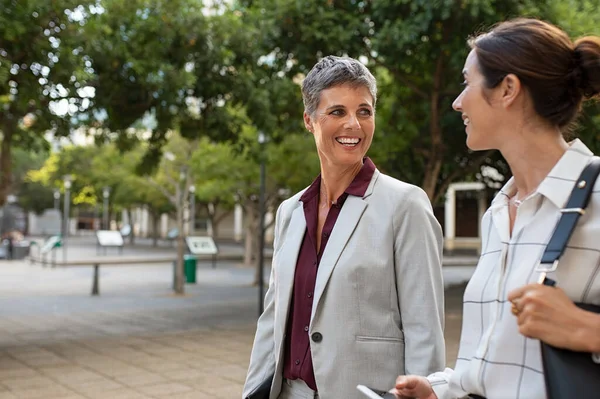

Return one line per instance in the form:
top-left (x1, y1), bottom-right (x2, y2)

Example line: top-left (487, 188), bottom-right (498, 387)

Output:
top-left (53, 189), bottom-right (60, 210)
top-left (63, 175), bottom-right (72, 263)
top-left (257, 131), bottom-right (267, 316)
top-left (189, 185), bottom-right (196, 236)
top-left (102, 187), bottom-right (110, 230)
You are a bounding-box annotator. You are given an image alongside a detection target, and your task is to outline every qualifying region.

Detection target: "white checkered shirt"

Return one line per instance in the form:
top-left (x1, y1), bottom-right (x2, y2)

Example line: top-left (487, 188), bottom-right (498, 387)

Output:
top-left (428, 139), bottom-right (600, 399)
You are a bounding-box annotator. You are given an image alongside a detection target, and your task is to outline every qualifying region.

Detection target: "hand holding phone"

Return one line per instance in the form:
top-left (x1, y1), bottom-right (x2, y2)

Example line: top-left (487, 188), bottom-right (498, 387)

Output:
top-left (356, 384), bottom-right (397, 399)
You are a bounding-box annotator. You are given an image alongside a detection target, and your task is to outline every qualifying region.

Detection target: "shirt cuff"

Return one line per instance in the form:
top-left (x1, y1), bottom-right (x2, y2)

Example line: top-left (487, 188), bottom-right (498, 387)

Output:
top-left (427, 368), bottom-right (453, 399)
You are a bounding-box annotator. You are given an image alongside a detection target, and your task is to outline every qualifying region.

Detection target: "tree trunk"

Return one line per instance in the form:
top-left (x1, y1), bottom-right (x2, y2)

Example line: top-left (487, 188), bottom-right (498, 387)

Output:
top-left (0, 121), bottom-right (14, 207)
top-left (244, 223), bottom-right (255, 266)
top-left (127, 208), bottom-right (136, 245)
top-left (151, 212), bottom-right (159, 247)
top-left (207, 212), bottom-right (216, 239)
top-left (174, 187), bottom-right (185, 294)
top-left (422, 56), bottom-right (445, 201)
top-left (212, 207), bottom-right (233, 241)
top-left (212, 221), bottom-right (219, 240)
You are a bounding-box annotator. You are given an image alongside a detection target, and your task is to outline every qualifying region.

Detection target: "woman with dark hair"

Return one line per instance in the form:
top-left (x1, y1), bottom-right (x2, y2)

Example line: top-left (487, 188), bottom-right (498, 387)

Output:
top-left (391, 18), bottom-right (600, 399)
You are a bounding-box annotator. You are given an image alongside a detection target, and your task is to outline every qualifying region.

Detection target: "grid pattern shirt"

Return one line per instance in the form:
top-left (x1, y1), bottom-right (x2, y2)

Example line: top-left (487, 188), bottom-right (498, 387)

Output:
top-left (428, 139), bottom-right (600, 399)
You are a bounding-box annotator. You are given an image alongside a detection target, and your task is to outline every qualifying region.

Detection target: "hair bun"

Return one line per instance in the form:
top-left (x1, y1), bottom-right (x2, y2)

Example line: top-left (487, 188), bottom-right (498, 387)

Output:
top-left (574, 37), bottom-right (600, 99)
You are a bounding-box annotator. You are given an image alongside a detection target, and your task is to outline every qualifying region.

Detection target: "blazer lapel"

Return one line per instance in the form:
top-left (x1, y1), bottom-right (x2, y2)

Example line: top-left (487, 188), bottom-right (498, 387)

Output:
top-left (275, 204), bottom-right (306, 336)
top-left (310, 195), bottom-right (368, 321)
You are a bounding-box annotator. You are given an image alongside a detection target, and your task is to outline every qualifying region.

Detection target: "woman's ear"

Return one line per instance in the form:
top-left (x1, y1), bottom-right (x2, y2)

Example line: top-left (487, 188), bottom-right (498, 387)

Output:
top-left (304, 111), bottom-right (314, 133)
top-left (501, 73), bottom-right (522, 108)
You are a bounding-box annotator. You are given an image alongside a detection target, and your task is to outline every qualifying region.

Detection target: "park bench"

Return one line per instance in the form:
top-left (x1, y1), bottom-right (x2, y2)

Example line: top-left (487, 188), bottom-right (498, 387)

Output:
top-left (28, 247), bottom-right (234, 296)
top-left (28, 256), bottom-right (187, 296)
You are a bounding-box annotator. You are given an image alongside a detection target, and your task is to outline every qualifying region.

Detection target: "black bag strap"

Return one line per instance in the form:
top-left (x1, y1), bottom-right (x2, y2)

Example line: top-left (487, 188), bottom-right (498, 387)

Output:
top-left (538, 157), bottom-right (600, 284)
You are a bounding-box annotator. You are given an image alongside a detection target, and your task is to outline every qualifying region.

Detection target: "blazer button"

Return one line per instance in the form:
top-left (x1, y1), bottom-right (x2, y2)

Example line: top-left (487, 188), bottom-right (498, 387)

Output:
top-left (311, 332), bottom-right (323, 343)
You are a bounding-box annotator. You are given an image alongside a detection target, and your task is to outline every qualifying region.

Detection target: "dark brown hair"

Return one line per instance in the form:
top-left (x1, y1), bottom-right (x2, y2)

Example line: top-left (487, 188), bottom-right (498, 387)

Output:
top-left (469, 18), bottom-right (600, 129)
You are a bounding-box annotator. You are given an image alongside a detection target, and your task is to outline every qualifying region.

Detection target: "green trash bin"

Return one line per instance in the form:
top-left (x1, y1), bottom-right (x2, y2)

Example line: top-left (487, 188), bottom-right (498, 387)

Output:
top-left (183, 254), bottom-right (197, 283)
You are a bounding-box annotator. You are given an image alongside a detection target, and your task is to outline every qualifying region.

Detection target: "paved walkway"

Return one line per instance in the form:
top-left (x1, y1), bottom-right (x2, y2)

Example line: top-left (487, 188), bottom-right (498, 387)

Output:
top-left (0, 238), bottom-right (474, 399)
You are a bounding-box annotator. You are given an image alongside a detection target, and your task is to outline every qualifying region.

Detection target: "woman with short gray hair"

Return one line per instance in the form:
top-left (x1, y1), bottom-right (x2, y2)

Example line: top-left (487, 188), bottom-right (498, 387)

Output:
top-left (243, 55), bottom-right (445, 399)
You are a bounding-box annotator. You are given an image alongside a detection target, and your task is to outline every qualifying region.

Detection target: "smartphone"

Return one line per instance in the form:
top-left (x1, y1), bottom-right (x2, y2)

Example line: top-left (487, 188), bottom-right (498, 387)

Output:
top-left (356, 384), bottom-right (397, 399)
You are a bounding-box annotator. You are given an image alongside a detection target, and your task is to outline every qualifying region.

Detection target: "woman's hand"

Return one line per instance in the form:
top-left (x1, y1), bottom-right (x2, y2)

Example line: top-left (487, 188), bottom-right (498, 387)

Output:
top-left (508, 283), bottom-right (600, 352)
top-left (390, 375), bottom-right (437, 399)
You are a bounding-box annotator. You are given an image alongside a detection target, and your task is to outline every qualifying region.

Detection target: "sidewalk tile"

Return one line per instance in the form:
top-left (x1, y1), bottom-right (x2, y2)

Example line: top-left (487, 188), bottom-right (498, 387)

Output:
top-left (42, 369), bottom-right (105, 384)
top-left (1, 376), bottom-right (57, 391)
top-left (114, 372), bottom-right (168, 388)
top-left (5, 385), bottom-right (75, 399)
top-left (44, 396), bottom-right (87, 399)
top-left (0, 369), bottom-right (38, 380)
top-left (198, 382), bottom-right (244, 399)
top-left (161, 368), bottom-right (206, 381)
top-left (9, 355), bottom-right (71, 369)
top-left (165, 392), bottom-right (213, 399)
top-left (208, 364), bottom-right (249, 384)
top-left (63, 378), bottom-right (124, 392)
top-left (138, 361), bottom-right (189, 374)
top-left (77, 388), bottom-right (152, 399)
top-left (136, 382), bottom-right (194, 396)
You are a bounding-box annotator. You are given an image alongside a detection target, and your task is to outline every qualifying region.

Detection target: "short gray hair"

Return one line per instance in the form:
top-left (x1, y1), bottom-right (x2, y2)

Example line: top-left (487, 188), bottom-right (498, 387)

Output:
top-left (301, 55), bottom-right (377, 116)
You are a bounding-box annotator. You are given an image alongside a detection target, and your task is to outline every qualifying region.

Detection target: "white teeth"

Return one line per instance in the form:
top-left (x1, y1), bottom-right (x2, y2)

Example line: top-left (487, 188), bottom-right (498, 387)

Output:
top-left (464, 118), bottom-right (470, 126)
top-left (336, 137), bottom-right (360, 145)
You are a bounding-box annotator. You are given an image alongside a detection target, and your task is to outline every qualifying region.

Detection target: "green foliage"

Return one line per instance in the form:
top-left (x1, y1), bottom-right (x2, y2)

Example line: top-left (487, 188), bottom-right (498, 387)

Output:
top-left (239, 0), bottom-right (600, 203)
top-left (7, 0), bottom-right (600, 215)
top-left (80, 0), bottom-right (261, 173)
top-left (12, 148), bottom-right (53, 214)
top-left (190, 124), bottom-right (319, 212)
top-left (0, 0), bottom-right (93, 203)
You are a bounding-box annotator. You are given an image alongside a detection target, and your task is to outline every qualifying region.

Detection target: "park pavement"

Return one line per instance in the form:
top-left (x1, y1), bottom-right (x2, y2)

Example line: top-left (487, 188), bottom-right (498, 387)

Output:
top-left (0, 236), bottom-right (475, 399)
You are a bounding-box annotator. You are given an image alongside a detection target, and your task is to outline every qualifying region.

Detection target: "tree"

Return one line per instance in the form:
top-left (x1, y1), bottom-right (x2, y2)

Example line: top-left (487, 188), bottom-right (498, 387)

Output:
top-left (12, 148), bottom-right (53, 215)
top-left (534, 0), bottom-right (600, 155)
top-left (189, 139), bottom-right (239, 240)
top-left (79, 0), bottom-right (256, 170)
top-left (27, 146), bottom-right (97, 206)
top-left (78, 0), bottom-right (262, 293)
top-left (28, 141), bottom-right (177, 245)
top-left (239, 0), bottom-right (600, 203)
top-left (190, 120), bottom-right (319, 283)
top-left (0, 0), bottom-right (93, 205)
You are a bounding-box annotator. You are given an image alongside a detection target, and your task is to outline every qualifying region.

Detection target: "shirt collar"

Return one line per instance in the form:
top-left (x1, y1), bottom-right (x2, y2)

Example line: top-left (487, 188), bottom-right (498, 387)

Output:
top-left (300, 157), bottom-right (377, 203)
top-left (492, 139), bottom-right (594, 210)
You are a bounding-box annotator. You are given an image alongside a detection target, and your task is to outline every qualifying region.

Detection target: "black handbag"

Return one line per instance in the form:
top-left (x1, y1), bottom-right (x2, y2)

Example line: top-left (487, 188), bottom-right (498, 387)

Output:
top-left (245, 373), bottom-right (273, 399)
top-left (536, 157), bottom-right (600, 399)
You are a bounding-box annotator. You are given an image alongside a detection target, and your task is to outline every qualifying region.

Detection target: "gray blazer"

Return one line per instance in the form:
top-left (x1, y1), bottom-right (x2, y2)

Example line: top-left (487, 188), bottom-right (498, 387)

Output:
top-left (243, 169), bottom-right (445, 399)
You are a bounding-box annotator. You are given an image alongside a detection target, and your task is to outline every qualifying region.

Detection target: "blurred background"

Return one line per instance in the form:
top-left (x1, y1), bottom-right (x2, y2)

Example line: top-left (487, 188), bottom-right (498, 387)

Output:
top-left (0, 0), bottom-right (598, 398)
top-left (0, 0), bottom-right (598, 259)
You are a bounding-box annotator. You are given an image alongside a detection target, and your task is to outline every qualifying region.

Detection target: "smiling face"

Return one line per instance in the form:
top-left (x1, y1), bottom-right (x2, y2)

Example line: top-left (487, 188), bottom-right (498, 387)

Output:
top-left (304, 84), bottom-right (375, 168)
top-left (452, 50), bottom-right (506, 151)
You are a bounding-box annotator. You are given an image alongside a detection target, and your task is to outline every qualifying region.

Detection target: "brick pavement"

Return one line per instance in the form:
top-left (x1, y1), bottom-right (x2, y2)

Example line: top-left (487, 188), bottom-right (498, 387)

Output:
top-left (0, 243), bottom-right (471, 399)
top-left (0, 325), bottom-right (255, 399)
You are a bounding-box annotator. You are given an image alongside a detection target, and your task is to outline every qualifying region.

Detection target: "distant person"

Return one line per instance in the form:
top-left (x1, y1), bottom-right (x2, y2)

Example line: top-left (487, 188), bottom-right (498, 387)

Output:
top-left (392, 18), bottom-right (600, 399)
top-left (243, 55), bottom-right (445, 399)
